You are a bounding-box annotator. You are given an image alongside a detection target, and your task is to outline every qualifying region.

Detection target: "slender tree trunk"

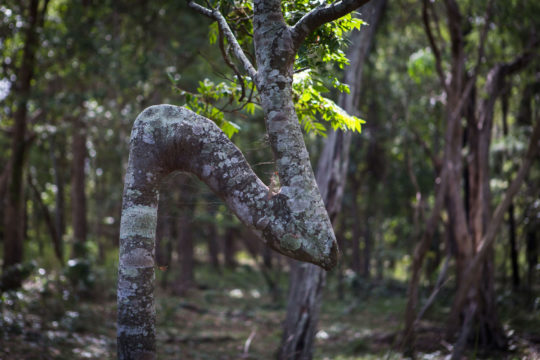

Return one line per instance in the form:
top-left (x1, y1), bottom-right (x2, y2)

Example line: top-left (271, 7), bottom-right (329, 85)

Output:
top-left (173, 197), bottom-right (196, 296)
top-left (450, 119), bottom-right (540, 358)
top-left (336, 232), bottom-right (345, 301)
top-left (263, 244), bottom-right (273, 269)
top-left (526, 229), bottom-right (538, 290)
top-left (349, 178), bottom-right (362, 278)
top-left (155, 198), bottom-right (172, 289)
top-left (206, 202), bottom-right (221, 270)
top-left (412, 1), bottom-right (537, 354)
top-left (450, 58), bottom-right (536, 352)
top-left (28, 174), bottom-right (63, 264)
top-left (501, 85), bottom-right (520, 290)
top-left (71, 118), bottom-right (88, 258)
top-left (508, 204), bottom-right (519, 289)
top-left (225, 227), bottom-right (238, 269)
top-left (362, 214), bottom-right (372, 279)
top-left (518, 80), bottom-right (540, 292)
top-left (2, 0), bottom-right (47, 287)
top-left (51, 135), bottom-right (65, 263)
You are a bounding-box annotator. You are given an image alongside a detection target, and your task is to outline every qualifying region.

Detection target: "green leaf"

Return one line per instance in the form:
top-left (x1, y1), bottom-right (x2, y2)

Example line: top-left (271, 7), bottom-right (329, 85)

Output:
top-left (221, 120), bottom-right (241, 138)
top-left (208, 22), bottom-right (219, 45)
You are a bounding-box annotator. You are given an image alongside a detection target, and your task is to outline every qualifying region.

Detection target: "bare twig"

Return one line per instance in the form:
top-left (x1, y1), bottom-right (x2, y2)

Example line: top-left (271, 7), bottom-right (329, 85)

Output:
top-left (217, 25), bottom-right (246, 101)
top-left (242, 329), bottom-right (257, 357)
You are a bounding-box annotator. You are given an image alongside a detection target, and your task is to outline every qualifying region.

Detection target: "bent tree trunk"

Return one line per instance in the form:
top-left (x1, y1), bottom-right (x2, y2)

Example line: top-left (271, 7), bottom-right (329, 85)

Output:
top-left (117, 0), bottom-right (377, 357)
top-left (279, 1), bottom-right (386, 358)
top-left (117, 104), bottom-right (338, 358)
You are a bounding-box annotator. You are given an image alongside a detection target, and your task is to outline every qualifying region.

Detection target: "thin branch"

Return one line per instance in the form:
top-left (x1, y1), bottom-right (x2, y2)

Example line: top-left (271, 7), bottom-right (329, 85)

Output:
top-left (290, 0), bottom-right (370, 50)
top-left (422, 0), bottom-right (448, 93)
top-left (415, 255), bottom-right (450, 323)
top-left (217, 26), bottom-right (246, 102)
top-left (27, 172), bottom-right (63, 264)
top-left (189, 1), bottom-right (257, 81)
top-left (197, 51), bottom-right (236, 82)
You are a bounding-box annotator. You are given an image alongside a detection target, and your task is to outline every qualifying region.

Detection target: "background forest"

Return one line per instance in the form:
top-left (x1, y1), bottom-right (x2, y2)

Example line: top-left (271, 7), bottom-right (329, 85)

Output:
top-left (1, 0), bottom-right (539, 359)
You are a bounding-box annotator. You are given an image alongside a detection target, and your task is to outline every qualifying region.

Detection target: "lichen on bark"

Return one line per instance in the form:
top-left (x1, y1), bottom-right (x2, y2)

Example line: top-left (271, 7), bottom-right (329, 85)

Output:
top-left (117, 0), bottom-right (376, 357)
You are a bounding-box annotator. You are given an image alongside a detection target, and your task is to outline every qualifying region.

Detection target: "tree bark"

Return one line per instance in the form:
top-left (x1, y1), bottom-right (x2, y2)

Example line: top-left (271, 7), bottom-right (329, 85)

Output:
top-left (224, 227), bottom-right (238, 269)
top-left (450, 55), bottom-right (537, 351)
top-left (526, 229), bottom-right (538, 290)
top-left (117, 104), bottom-right (336, 359)
top-left (117, 0), bottom-right (381, 357)
top-left (409, 0), bottom-right (537, 353)
top-left (173, 193), bottom-right (196, 296)
top-left (28, 173), bottom-right (63, 264)
top-left (206, 201), bottom-right (221, 270)
top-left (350, 178), bottom-right (362, 278)
top-left (50, 135), bottom-right (65, 263)
top-left (278, 2), bottom-right (386, 358)
top-left (155, 196), bottom-right (173, 289)
top-left (71, 118), bottom-right (88, 258)
top-left (501, 88), bottom-right (520, 290)
top-left (2, 0), bottom-right (49, 290)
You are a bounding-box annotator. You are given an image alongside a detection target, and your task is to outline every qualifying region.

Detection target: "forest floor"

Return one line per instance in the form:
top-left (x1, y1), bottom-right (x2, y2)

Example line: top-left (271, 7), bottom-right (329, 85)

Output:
top-left (1, 262), bottom-right (539, 359)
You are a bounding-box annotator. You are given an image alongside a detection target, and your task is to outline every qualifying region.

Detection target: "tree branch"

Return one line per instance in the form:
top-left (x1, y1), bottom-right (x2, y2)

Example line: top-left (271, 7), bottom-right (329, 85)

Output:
top-left (217, 26), bottom-right (246, 101)
top-left (290, 0), bottom-right (371, 50)
top-left (27, 172), bottom-right (63, 264)
top-left (422, 0), bottom-right (448, 94)
top-left (118, 105), bottom-right (338, 358)
top-left (188, 1), bottom-right (258, 81)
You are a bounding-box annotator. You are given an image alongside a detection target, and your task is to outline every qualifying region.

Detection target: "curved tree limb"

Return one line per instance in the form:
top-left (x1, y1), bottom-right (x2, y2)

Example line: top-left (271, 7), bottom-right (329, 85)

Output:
top-left (117, 105), bottom-right (338, 358)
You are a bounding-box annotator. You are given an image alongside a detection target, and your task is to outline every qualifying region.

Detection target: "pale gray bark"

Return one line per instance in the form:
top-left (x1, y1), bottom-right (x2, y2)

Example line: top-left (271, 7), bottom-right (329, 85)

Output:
top-left (279, 2), bottom-right (386, 358)
top-left (117, 104), bottom-right (338, 359)
top-left (117, 0), bottom-right (381, 357)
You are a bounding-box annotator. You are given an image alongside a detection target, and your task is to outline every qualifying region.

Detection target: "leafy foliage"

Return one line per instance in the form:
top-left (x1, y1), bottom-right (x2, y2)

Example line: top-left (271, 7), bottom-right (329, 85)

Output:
top-left (172, 77), bottom-right (260, 138)
top-left (407, 47), bottom-right (435, 84)
top-left (293, 70), bottom-right (365, 136)
top-left (184, 0), bottom-right (366, 136)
